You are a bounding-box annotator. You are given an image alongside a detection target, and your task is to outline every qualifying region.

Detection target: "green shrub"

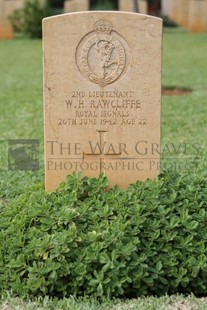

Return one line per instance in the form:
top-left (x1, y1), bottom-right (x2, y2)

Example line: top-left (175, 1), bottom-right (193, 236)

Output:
top-left (9, 0), bottom-right (52, 38)
top-left (8, 9), bottom-right (24, 33)
top-left (162, 15), bottom-right (178, 28)
top-left (0, 171), bottom-right (207, 299)
top-left (23, 0), bottom-right (52, 38)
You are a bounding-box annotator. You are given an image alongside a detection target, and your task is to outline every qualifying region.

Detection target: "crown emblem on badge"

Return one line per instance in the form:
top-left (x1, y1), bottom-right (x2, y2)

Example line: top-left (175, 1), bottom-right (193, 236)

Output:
top-left (76, 19), bottom-right (129, 86)
top-left (94, 19), bottom-right (113, 34)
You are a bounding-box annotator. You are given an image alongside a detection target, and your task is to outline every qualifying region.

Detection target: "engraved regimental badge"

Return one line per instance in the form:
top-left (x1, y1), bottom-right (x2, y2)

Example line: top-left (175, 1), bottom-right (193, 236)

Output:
top-left (76, 19), bottom-right (130, 87)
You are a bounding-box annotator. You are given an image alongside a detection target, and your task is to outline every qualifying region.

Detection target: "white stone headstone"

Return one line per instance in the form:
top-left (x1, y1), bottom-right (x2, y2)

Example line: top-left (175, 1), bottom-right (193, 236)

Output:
top-left (43, 12), bottom-right (162, 191)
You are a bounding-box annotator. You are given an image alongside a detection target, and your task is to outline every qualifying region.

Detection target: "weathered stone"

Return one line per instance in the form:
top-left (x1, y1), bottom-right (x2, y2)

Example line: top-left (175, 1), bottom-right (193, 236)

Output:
top-left (161, 0), bottom-right (170, 16)
top-left (189, 0), bottom-right (207, 32)
top-left (119, 0), bottom-right (148, 14)
top-left (177, 0), bottom-right (190, 28)
top-left (0, 0), bottom-right (24, 39)
top-left (43, 12), bottom-right (162, 191)
top-left (4, 0), bottom-right (23, 17)
top-left (168, 0), bottom-right (179, 24)
top-left (0, 18), bottom-right (13, 39)
top-left (138, 0), bottom-right (148, 14)
top-left (64, 0), bottom-right (89, 13)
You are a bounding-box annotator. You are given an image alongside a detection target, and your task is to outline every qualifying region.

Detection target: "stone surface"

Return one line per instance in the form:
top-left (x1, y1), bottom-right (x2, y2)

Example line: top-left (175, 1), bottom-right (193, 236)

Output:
top-left (43, 12), bottom-right (162, 191)
top-left (0, 0), bottom-right (12, 39)
top-left (161, 0), bottom-right (170, 16)
top-left (0, 18), bottom-right (13, 39)
top-left (4, 0), bottom-right (23, 17)
top-left (138, 0), bottom-right (148, 14)
top-left (189, 0), bottom-right (207, 32)
top-left (177, 0), bottom-right (189, 27)
top-left (0, 0), bottom-right (24, 39)
top-left (64, 0), bottom-right (89, 13)
top-left (119, 0), bottom-right (132, 11)
top-left (119, 0), bottom-right (148, 14)
top-left (168, 0), bottom-right (179, 23)
top-left (0, 0), bottom-right (5, 17)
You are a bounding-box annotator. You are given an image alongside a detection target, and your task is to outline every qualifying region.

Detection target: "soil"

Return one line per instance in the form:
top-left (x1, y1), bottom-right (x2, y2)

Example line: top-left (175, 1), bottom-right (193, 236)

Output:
top-left (162, 87), bottom-right (192, 96)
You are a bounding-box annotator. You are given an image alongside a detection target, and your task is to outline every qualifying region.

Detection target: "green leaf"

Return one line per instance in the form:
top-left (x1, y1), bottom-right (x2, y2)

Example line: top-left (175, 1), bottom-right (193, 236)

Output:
top-left (156, 261), bottom-right (162, 272)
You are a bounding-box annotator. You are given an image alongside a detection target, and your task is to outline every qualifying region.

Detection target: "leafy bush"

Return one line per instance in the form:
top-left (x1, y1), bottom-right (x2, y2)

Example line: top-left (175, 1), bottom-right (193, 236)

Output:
top-left (9, 0), bottom-right (52, 38)
top-left (8, 9), bottom-right (24, 32)
top-left (162, 15), bottom-right (178, 28)
top-left (0, 171), bottom-right (207, 299)
top-left (23, 0), bottom-right (52, 38)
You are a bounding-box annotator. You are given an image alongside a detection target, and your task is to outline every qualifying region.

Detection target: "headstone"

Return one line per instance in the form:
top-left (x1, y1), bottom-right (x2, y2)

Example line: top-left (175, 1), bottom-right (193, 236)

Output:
top-left (119, 0), bottom-right (148, 14)
top-left (0, 0), bottom-right (13, 39)
top-left (119, 0), bottom-right (132, 11)
top-left (0, 18), bottom-right (13, 39)
top-left (177, 0), bottom-right (189, 28)
top-left (64, 0), bottom-right (75, 13)
top-left (64, 0), bottom-right (89, 13)
top-left (138, 0), bottom-right (148, 14)
top-left (161, 0), bottom-right (170, 16)
top-left (0, 0), bottom-right (24, 39)
top-left (0, 0), bottom-right (5, 16)
top-left (43, 12), bottom-right (162, 191)
top-left (189, 0), bottom-right (207, 32)
top-left (168, 0), bottom-right (179, 23)
top-left (4, 0), bottom-right (23, 17)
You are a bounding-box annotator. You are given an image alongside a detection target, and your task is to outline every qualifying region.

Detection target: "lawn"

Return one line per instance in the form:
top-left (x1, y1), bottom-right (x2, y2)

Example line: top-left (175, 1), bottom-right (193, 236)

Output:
top-left (0, 27), bottom-right (207, 308)
top-left (1, 294), bottom-right (207, 310)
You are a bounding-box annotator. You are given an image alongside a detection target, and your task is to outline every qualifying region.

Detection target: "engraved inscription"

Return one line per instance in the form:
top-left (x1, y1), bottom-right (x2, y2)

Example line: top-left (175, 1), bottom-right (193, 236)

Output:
top-left (76, 20), bottom-right (130, 86)
top-left (59, 89), bottom-right (148, 127)
top-left (82, 130), bottom-right (121, 172)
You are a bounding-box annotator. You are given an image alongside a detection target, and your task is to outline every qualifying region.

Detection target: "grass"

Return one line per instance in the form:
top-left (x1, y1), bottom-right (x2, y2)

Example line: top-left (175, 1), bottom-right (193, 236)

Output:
top-left (0, 27), bottom-right (207, 308)
top-left (1, 294), bottom-right (207, 310)
top-left (162, 28), bottom-right (207, 146)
